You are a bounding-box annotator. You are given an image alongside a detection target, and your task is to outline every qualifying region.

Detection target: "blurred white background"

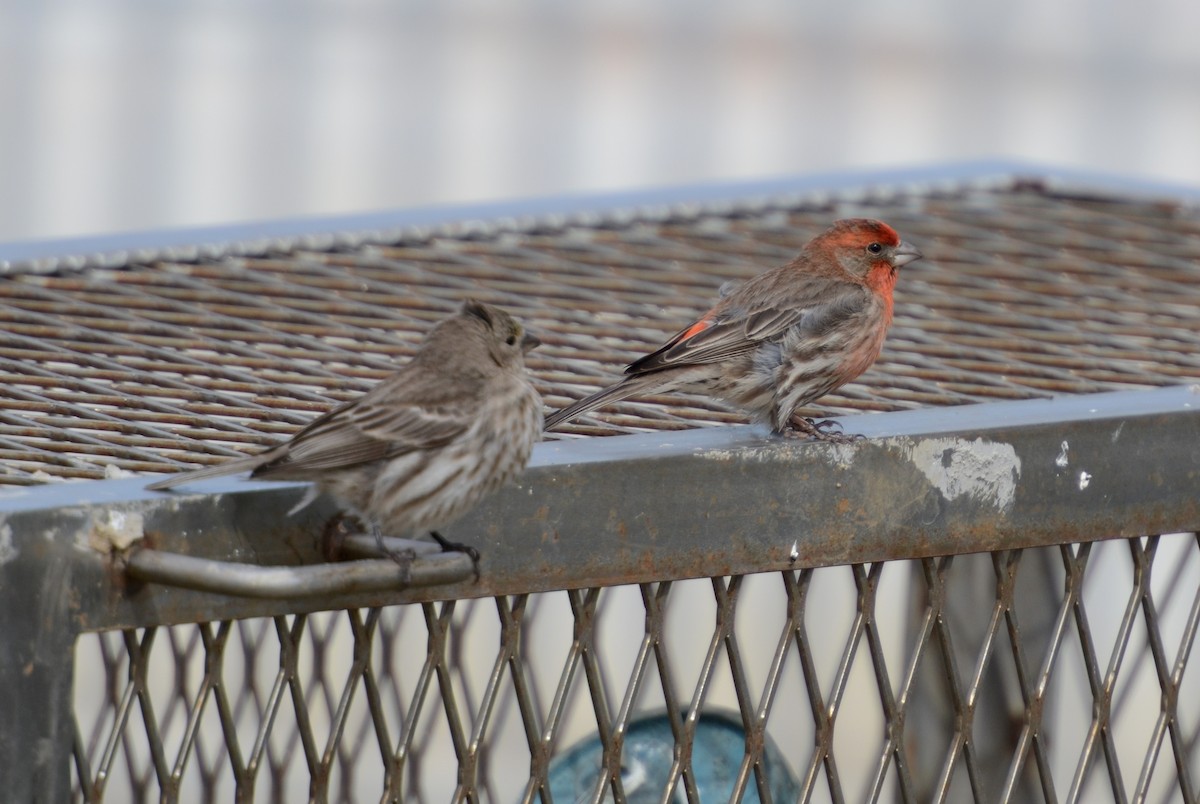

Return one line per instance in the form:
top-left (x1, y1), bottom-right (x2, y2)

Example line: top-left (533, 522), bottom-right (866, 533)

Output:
top-left (2, 0), bottom-right (1199, 243)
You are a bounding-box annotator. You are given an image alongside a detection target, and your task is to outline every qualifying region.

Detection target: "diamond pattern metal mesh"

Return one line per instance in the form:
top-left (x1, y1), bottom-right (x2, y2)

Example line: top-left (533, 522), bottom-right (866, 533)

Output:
top-left (35, 176), bottom-right (1200, 800)
top-left (73, 533), bottom-right (1200, 802)
top-left (2, 179), bottom-right (1199, 484)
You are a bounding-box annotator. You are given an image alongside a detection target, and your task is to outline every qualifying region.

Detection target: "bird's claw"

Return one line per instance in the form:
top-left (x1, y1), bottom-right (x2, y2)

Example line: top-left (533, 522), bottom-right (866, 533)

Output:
top-left (430, 531), bottom-right (482, 581)
top-left (333, 519), bottom-right (479, 584)
top-left (785, 416), bottom-right (865, 444)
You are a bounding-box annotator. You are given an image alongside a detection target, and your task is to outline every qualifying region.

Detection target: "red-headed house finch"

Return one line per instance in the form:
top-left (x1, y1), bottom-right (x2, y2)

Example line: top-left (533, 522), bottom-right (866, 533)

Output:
top-left (544, 219), bottom-right (922, 440)
top-left (148, 300), bottom-right (543, 565)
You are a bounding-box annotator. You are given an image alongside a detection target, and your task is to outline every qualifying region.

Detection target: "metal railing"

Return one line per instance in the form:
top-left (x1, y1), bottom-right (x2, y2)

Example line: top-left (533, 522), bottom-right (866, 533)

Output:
top-left (1, 169), bottom-right (1199, 802)
top-left (3, 385), bottom-right (1198, 802)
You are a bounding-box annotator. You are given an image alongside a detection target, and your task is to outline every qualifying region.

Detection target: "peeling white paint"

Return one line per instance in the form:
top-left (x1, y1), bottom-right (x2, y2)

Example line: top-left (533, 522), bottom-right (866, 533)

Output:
top-left (1055, 441), bottom-right (1070, 468)
top-left (1111, 422), bottom-right (1125, 443)
top-left (1079, 471), bottom-right (1092, 490)
top-left (905, 437), bottom-right (1021, 513)
top-left (824, 442), bottom-right (859, 469)
top-left (88, 509), bottom-right (145, 554)
top-left (0, 524), bottom-right (15, 566)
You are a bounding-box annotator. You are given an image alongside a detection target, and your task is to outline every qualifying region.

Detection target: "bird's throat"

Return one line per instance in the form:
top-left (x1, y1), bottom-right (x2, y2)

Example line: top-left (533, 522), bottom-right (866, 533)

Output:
top-left (864, 264), bottom-right (898, 320)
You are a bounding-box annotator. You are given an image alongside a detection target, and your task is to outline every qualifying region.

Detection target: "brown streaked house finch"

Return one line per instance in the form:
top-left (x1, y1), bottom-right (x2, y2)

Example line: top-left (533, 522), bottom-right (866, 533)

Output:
top-left (544, 219), bottom-right (922, 440)
top-left (147, 300), bottom-right (544, 563)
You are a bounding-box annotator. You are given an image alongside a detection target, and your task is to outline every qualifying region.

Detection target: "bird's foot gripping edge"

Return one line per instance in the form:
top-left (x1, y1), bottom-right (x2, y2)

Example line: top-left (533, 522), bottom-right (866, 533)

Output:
top-left (370, 525), bottom-right (419, 584)
top-left (323, 515), bottom-right (480, 585)
top-left (784, 415), bottom-right (866, 444)
top-left (430, 531), bottom-right (481, 581)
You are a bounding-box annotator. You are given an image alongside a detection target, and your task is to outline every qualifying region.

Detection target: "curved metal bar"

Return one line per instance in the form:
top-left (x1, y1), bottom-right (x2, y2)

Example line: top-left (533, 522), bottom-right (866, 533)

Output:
top-left (125, 536), bottom-right (473, 599)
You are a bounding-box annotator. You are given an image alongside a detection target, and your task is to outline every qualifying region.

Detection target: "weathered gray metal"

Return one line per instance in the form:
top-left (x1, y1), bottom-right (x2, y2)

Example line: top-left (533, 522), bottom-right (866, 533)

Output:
top-left (9, 384), bottom-right (1191, 628)
top-left (2, 166), bottom-right (1199, 801)
top-left (3, 385), bottom-right (1199, 800)
top-left (0, 169), bottom-right (1198, 488)
top-left (125, 536), bottom-right (475, 599)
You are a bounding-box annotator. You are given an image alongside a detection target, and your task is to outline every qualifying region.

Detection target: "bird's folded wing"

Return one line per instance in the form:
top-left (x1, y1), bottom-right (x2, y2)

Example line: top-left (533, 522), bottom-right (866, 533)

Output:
top-left (627, 283), bottom-right (872, 375)
top-left (253, 396), bottom-right (472, 477)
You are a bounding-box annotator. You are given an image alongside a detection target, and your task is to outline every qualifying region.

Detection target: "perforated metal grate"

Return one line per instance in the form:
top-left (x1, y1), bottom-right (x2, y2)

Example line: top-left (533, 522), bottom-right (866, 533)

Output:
top-left (2, 178), bottom-right (1199, 485)
top-left (21, 174), bottom-right (1199, 802)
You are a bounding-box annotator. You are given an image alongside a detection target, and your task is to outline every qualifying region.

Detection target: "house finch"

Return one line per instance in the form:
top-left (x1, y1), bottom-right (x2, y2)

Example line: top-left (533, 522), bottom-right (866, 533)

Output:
top-left (544, 219), bottom-right (922, 440)
top-left (147, 300), bottom-right (544, 565)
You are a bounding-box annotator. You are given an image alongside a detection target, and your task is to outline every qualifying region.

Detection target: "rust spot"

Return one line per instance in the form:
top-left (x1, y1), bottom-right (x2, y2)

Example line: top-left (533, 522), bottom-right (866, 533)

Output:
top-left (138, 530), bottom-right (161, 551)
top-left (111, 547), bottom-right (141, 595)
top-left (836, 498), bottom-right (852, 515)
top-left (320, 514), bottom-right (354, 561)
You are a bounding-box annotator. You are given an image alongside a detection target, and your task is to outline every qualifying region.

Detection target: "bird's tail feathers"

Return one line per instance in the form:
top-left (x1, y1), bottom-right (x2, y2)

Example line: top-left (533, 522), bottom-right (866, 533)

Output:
top-left (145, 454), bottom-right (268, 491)
top-left (544, 376), bottom-right (657, 431)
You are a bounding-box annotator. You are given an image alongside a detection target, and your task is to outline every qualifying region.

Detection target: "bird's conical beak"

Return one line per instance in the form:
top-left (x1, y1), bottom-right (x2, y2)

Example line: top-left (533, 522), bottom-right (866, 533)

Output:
top-left (892, 240), bottom-right (923, 268)
top-left (520, 331), bottom-right (541, 353)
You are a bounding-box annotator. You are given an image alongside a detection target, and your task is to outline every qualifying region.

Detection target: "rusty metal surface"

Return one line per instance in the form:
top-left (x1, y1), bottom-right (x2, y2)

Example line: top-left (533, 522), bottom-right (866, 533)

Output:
top-left (1, 168), bottom-right (1199, 802)
top-left (2, 384), bottom-right (1195, 633)
top-left (0, 173), bottom-right (1197, 485)
top-left (124, 535), bottom-right (475, 599)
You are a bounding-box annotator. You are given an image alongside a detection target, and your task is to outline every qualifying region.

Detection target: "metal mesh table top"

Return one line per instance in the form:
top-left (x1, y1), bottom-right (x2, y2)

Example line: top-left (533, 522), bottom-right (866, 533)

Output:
top-left (1, 174), bottom-right (1198, 485)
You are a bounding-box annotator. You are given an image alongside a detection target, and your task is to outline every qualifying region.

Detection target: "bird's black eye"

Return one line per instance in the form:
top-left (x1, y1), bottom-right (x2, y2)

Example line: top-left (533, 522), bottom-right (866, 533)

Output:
top-left (505, 333), bottom-right (517, 346)
top-left (867, 242), bottom-right (883, 255)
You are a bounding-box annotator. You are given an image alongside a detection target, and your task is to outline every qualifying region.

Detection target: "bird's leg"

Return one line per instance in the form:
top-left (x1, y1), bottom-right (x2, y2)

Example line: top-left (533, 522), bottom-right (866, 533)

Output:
top-left (429, 531), bottom-right (481, 581)
top-left (322, 512), bottom-right (416, 582)
top-left (368, 523), bottom-right (416, 583)
top-left (784, 414), bottom-right (865, 444)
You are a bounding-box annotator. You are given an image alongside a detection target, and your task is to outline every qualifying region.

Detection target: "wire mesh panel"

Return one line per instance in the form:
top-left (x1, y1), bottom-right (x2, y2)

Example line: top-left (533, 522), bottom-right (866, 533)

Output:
top-left (72, 534), bottom-right (1200, 802)
top-left (0, 172), bottom-right (1196, 802)
top-left (0, 178), bottom-right (1198, 482)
